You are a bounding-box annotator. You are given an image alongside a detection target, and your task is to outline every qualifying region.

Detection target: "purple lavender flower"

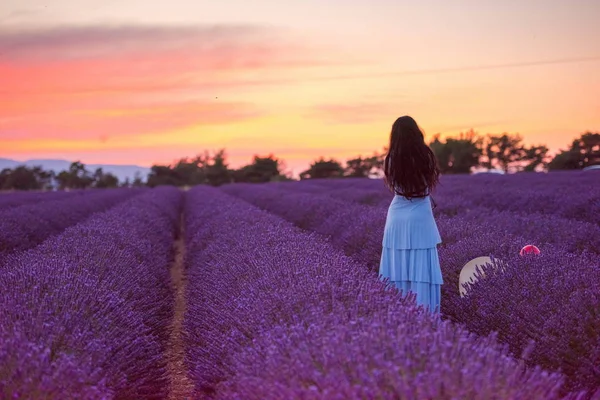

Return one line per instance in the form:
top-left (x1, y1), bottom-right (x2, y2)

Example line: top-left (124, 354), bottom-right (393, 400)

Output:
top-left (0, 187), bottom-right (182, 398)
top-left (183, 185), bottom-right (594, 399)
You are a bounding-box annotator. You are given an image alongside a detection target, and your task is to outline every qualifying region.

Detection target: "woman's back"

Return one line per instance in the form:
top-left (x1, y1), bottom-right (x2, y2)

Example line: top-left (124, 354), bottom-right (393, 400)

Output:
top-left (378, 115), bottom-right (443, 313)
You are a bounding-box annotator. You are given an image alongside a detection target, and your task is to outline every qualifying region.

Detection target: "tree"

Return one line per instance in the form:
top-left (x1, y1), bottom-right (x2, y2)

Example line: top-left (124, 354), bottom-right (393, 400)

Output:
top-left (171, 156), bottom-right (207, 186)
top-left (232, 154), bottom-right (284, 183)
top-left (482, 133), bottom-right (526, 173)
top-left (0, 169), bottom-right (9, 190)
top-left (344, 155), bottom-right (380, 178)
top-left (430, 130), bottom-right (483, 174)
top-left (146, 165), bottom-right (184, 187)
top-left (549, 132), bottom-right (600, 170)
top-left (55, 161), bottom-right (94, 189)
top-left (548, 150), bottom-right (581, 170)
top-left (32, 166), bottom-right (55, 190)
top-left (7, 166), bottom-right (40, 190)
top-left (300, 158), bottom-right (344, 179)
top-left (205, 149), bottom-right (232, 186)
top-left (576, 132), bottom-right (600, 167)
top-left (146, 149), bottom-right (231, 187)
top-left (92, 168), bottom-right (119, 188)
top-left (0, 165), bottom-right (53, 190)
top-left (522, 145), bottom-right (549, 172)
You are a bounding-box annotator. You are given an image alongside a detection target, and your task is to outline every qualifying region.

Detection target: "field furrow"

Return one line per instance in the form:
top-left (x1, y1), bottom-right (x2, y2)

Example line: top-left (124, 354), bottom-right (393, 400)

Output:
top-left (166, 216), bottom-right (195, 399)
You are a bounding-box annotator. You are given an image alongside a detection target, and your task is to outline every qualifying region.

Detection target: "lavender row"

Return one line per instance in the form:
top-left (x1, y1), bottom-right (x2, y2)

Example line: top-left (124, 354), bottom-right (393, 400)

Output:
top-left (273, 180), bottom-right (391, 207)
top-left (0, 190), bottom-right (81, 211)
top-left (221, 183), bottom-right (600, 393)
top-left (442, 174), bottom-right (600, 224)
top-left (273, 182), bottom-right (600, 254)
top-left (290, 173), bottom-right (600, 224)
top-left (0, 187), bottom-right (182, 398)
top-left (182, 186), bottom-right (581, 399)
top-left (222, 183), bottom-right (599, 259)
top-left (298, 171), bottom-right (600, 194)
top-left (439, 237), bottom-right (600, 394)
top-left (0, 188), bottom-right (144, 265)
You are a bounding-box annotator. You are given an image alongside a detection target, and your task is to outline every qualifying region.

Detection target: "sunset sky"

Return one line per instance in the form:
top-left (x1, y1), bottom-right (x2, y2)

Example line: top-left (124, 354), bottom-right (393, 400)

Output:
top-left (1, 0), bottom-right (599, 174)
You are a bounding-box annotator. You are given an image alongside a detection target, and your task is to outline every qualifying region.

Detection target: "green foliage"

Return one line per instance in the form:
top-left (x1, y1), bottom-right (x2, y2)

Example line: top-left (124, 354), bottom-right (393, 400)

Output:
top-left (92, 168), bottom-right (120, 189)
top-left (481, 133), bottom-right (526, 173)
top-left (479, 133), bottom-right (549, 173)
top-left (232, 155), bottom-right (286, 183)
top-left (205, 149), bottom-right (232, 186)
top-left (430, 130), bottom-right (483, 174)
top-left (146, 165), bottom-right (183, 187)
top-left (147, 150), bottom-right (289, 187)
top-left (55, 161), bottom-right (95, 189)
top-left (344, 154), bottom-right (382, 178)
top-left (300, 158), bottom-right (344, 179)
top-left (0, 166), bottom-right (54, 190)
top-left (147, 149), bottom-right (231, 187)
top-left (2, 131), bottom-right (597, 191)
top-left (522, 145), bottom-right (550, 172)
top-left (548, 132), bottom-right (600, 170)
top-left (0, 162), bottom-right (120, 191)
top-left (430, 131), bottom-right (554, 174)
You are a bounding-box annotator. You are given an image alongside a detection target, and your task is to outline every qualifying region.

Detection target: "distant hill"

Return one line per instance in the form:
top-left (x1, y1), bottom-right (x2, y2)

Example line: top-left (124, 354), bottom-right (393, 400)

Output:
top-left (0, 158), bottom-right (151, 183)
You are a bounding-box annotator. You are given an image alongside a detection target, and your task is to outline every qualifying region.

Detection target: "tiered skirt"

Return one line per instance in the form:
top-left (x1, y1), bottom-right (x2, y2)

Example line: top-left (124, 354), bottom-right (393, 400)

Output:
top-left (379, 247), bottom-right (443, 313)
top-left (379, 195), bottom-right (443, 313)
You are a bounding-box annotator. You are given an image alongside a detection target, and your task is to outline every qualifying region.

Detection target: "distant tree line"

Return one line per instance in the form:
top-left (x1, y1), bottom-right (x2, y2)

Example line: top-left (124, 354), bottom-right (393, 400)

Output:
top-left (429, 131), bottom-right (599, 174)
top-left (0, 162), bottom-right (143, 191)
top-left (296, 131), bottom-right (598, 179)
top-left (146, 150), bottom-right (292, 187)
top-left (1, 131), bottom-right (597, 191)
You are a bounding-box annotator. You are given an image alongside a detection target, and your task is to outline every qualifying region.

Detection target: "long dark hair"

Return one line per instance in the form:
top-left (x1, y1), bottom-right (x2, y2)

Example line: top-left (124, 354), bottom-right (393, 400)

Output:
top-left (384, 116), bottom-right (440, 199)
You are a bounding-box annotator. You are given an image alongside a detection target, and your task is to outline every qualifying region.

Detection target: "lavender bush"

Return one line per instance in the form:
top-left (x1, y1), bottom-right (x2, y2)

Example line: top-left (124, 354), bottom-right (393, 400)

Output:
top-left (286, 172), bottom-right (600, 224)
top-left (221, 174), bottom-right (600, 393)
top-left (0, 188), bottom-right (142, 264)
top-left (0, 170), bottom-right (596, 397)
top-left (443, 246), bottom-right (600, 391)
top-left (183, 186), bottom-right (589, 399)
top-left (0, 187), bottom-right (182, 399)
top-left (0, 190), bottom-right (80, 211)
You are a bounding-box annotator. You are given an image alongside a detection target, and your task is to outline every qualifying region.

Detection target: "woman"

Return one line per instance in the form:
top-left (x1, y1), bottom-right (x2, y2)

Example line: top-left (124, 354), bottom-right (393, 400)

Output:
top-left (379, 116), bottom-right (443, 313)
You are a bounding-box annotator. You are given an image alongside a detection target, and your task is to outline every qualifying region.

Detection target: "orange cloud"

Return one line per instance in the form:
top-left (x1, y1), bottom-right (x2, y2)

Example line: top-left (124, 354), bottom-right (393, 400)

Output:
top-left (308, 102), bottom-right (401, 124)
top-left (0, 25), bottom-right (331, 98)
top-left (1, 100), bottom-right (262, 140)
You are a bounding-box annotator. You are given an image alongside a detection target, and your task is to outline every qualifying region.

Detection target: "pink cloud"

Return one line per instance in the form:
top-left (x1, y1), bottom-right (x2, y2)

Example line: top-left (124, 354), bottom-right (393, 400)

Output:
top-left (0, 25), bottom-right (313, 66)
top-left (0, 25), bottom-right (325, 94)
top-left (0, 24), bottom-right (335, 140)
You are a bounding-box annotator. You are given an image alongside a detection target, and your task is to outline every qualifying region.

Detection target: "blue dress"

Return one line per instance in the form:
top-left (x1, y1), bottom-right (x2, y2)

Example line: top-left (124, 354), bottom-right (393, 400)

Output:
top-left (379, 194), bottom-right (443, 313)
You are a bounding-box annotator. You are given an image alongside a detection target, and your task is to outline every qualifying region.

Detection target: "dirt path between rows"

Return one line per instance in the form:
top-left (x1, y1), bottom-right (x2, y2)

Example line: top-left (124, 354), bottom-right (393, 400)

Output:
top-left (166, 218), bottom-right (195, 399)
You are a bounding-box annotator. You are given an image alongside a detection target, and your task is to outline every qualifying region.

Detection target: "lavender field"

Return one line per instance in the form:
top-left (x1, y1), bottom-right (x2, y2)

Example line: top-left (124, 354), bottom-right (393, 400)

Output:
top-left (1, 171), bottom-right (599, 399)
